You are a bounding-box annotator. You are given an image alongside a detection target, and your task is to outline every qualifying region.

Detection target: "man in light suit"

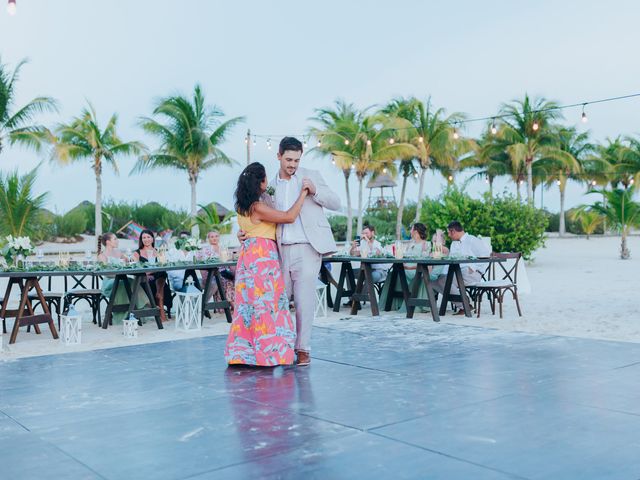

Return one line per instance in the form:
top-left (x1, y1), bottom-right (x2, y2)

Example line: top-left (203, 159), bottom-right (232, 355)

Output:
top-left (257, 137), bottom-right (341, 366)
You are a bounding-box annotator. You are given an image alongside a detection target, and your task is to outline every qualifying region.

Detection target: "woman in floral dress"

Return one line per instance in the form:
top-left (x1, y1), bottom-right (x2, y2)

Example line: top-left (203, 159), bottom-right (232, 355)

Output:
top-left (224, 162), bottom-right (308, 366)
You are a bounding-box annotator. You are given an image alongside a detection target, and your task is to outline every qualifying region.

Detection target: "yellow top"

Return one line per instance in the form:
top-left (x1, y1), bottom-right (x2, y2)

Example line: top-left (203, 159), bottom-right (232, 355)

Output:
top-left (237, 214), bottom-right (276, 241)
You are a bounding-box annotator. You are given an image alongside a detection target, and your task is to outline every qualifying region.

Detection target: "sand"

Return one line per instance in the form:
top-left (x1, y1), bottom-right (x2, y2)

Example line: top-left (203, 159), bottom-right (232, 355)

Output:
top-left (2, 234), bottom-right (639, 360)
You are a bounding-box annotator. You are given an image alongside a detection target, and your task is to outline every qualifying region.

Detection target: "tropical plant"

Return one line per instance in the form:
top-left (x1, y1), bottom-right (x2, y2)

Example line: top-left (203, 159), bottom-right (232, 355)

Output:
top-left (539, 127), bottom-right (591, 235)
top-left (568, 208), bottom-right (604, 239)
top-left (0, 167), bottom-right (49, 238)
top-left (193, 203), bottom-right (236, 237)
top-left (497, 95), bottom-right (576, 205)
top-left (381, 97), bottom-right (467, 224)
top-left (587, 187), bottom-right (640, 259)
top-left (309, 100), bottom-right (362, 241)
top-left (135, 84), bottom-right (243, 237)
top-left (311, 100), bottom-right (417, 235)
top-left (0, 57), bottom-right (58, 156)
top-left (53, 209), bottom-right (88, 238)
top-left (48, 102), bottom-right (143, 242)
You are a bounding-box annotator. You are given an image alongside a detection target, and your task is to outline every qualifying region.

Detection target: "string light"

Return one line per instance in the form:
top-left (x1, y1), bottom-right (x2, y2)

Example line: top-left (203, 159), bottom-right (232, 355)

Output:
top-left (383, 167), bottom-right (388, 174)
top-left (414, 173), bottom-right (418, 178)
top-left (490, 119), bottom-right (498, 135)
top-left (366, 139), bottom-right (371, 146)
top-left (581, 103), bottom-right (588, 123)
top-left (317, 138), bottom-right (322, 147)
top-left (389, 138), bottom-right (395, 144)
top-left (331, 157), bottom-right (335, 165)
top-left (448, 175), bottom-right (453, 182)
top-left (519, 180), bottom-right (524, 185)
top-left (351, 163), bottom-right (355, 170)
top-left (591, 180), bottom-right (597, 186)
top-left (631, 178), bottom-right (635, 185)
top-left (253, 138), bottom-right (256, 146)
top-left (532, 120), bottom-right (539, 131)
top-left (452, 128), bottom-right (459, 140)
top-left (7, 0), bottom-right (16, 15)
top-left (344, 139), bottom-right (350, 146)
top-left (303, 139), bottom-right (308, 148)
top-left (266, 138), bottom-right (272, 150)
top-left (556, 179), bottom-right (561, 186)
top-left (485, 178), bottom-right (490, 184)
top-left (418, 136), bottom-right (424, 143)
top-left (244, 136), bottom-right (249, 145)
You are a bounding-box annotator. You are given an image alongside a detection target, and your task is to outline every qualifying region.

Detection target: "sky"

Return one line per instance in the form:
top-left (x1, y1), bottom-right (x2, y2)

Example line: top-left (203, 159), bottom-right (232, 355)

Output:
top-left (1, 0), bottom-right (639, 216)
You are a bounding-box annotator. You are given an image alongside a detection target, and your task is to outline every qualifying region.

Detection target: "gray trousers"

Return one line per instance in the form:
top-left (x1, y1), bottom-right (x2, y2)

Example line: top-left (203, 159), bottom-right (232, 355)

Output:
top-left (281, 244), bottom-right (322, 353)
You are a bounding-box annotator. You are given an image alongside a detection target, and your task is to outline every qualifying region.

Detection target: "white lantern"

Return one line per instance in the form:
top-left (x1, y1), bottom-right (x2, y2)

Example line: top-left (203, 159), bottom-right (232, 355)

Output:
top-left (175, 279), bottom-right (202, 331)
top-left (60, 305), bottom-right (82, 345)
top-left (123, 313), bottom-right (139, 338)
top-left (314, 280), bottom-right (327, 318)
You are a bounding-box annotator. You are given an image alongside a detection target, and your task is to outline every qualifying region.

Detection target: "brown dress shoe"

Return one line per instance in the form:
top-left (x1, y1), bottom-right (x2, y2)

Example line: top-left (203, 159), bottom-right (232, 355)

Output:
top-left (295, 350), bottom-right (310, 366)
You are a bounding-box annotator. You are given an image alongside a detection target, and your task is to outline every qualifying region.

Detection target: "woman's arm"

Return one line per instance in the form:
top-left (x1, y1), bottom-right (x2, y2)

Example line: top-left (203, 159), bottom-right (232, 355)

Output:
top-left (252, 189), bottom-right (308, 224)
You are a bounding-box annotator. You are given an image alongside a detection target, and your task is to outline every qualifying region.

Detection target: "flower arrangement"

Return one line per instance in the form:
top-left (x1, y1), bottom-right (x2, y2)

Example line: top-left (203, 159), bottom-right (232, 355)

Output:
top-left (182, 237), bottom-right (201, 252)
top-left (2, 235), bottom-right (34, 266)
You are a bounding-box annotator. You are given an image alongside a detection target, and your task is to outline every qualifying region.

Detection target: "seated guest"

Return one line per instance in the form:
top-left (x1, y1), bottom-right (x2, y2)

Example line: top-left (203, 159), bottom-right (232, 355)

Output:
top-left (133, 229), bottom-right (172, 322)
top-left (200, 230), bottom-right (235, 313)
top-left (379, 223), bottom-right (431, 312)
top-left (97, 233), bottom-right (147, 323)
top-left (433, 220), bottom-right (491, 314)
top-left (349, 224), bottom-right (388, 283)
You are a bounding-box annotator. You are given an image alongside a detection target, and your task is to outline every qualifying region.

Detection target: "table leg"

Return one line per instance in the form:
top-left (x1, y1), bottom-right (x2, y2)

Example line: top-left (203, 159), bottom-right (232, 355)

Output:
top-left (31, 278), bottom-right (58, 338)
top-left (384, 265), bottom-right (399, 311)
top-left (420, 266), bottom-right (440, 322)
top-left (319, 264), bottom-right (334, 309)
top-left (453, 265), bottom-right (473, 317)
top-left (333, 263), bottom-right (348, 313)
top-left (438, 268), bottom-right (456, 316)
top-left (102, 275), bottom-right (121, 329)
top-left (138, 275), bottom-right (163, 329)
top-left (213, 268), bottom-right (232, 324)
top-left (350, 267), bottom-right (365, 315)
top-left (363, 264), bottom-right (379, 316)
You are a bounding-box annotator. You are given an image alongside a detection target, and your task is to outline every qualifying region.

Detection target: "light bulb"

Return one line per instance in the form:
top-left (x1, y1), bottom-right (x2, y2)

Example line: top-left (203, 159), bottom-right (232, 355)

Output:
top-left (491, 124), bottom-right (497, 135)
top-left (448, 175), bottom-right (453, 182)
top-left (414, 173), bottom-right (418, 178)
top-left (519, 180), bottom-right (524, 185)
top-left (252, 139), bottom-right (256, 146)
top-left (244, 137), bottom-right (249, 144)
top-left (351, 163), bottom-right (355, 170)
top-left (591, 180), bottom-right (596, 186)
top-left (366, 139), bottom-right (371, 146)
top-left (532, 121), bottom-right (539, 131)
top-left (344, 139), bottom-right (350, 146)
top-left (631, 178), bottom-right (635, 185)
top-left (303, 140), bottom-right (308, 148)
top-left (485, 178), bottom-right (490, 184)
top-left (331, 158), bottom-right (335, 165)
top-left (7, 0), bottom-right (16, 15)
top-left (389, 138), bottom-right (395, 145)
top-left (556, 179), bottom-right (561, 186)
top-left (267, 139), bottom-right (272, 150)
top-left (453, 129), bottom-right (459, 140)
top-left (317, 140), bottom-right (322, 147)
top-left (418, 136), bottom-right (424, 143)
top-left (383, 168), bottom-right (388, 174)
top-left (581, 112), bottom-right (588, 123)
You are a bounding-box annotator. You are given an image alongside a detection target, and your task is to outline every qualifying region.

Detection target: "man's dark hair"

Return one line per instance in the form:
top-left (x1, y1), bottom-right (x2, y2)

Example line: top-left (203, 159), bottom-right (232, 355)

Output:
top-left (363, 224), bottom-right (375, 233)
top-left (447, 221), bottom-right (464, 232)
top-left (279, 136), bottom-right (303, 155)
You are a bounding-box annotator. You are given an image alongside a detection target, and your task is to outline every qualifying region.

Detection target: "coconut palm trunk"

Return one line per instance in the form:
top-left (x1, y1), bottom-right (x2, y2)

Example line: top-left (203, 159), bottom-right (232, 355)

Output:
top-left (526, 158), bottom-right (534, 205)
top-left (559, 183), bottom-right (566, 236)
top-left (343, 171), bottom-right (353, 242)
top-left (356, 174), bottom-right (365, 234)
top-left (621, 227), bottom-right (630, 259)
top-left (189, 172), bottom-right (199, 238)
top-left (488, 176), bottom-right (494, 197)
top-left (414, 167), bottom-right (427, 223)
top-left (94, 157), bottom-right (103, 241)
top-left (396, 173), bottom-right (409, 240)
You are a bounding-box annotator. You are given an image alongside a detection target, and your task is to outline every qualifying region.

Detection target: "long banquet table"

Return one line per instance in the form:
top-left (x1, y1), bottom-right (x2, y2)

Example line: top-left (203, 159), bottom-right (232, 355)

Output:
top-left (0, 260), bottom-right (236, 343)
top-left (322, 255), bottom-right (504, 323)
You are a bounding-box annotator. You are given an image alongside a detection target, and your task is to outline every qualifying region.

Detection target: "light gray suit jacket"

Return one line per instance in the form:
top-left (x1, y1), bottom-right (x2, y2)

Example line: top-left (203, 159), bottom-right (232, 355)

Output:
top-left (265, 167), bottom-right (341, 256)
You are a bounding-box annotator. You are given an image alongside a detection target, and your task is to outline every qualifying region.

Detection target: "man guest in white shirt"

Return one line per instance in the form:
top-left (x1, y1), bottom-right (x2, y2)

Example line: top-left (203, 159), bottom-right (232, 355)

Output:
top-left (434, 220), bottom-right (491, 315)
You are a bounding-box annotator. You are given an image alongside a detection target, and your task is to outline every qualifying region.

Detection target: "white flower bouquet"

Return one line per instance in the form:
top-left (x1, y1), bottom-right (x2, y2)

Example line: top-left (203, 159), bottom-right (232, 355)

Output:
top-left (2, 235), bottom-right (34, 266)
top-left (183, 237), bottom-right (201, 252)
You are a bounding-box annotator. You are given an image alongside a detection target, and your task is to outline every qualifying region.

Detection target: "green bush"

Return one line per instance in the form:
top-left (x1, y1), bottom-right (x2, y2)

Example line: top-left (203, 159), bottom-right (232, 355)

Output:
top-left (420, 187), bottom-right (548, 259)
top-left (53, 210), bottom-right (88, 238)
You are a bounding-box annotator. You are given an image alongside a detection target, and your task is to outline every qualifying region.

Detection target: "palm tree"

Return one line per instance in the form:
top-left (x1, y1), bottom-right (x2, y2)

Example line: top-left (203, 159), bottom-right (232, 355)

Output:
top-left (49, 103), bottom-right (143, 241)
top-left (616, 135), bottom-right (640, 188)
top-left (594, 137), bottom-right (634, 189)
top-left (462, 131), bottom-right (513, 197)
top-left (498, 95), bottom-right (571, 205)
top-left (538, 127), bottom-right (590, 235)
top-left (381, 97), bottom-right (463, 223)
top-left (135, 85), bottom-right (244, 236)
top-left (588, 186), bottom-right (640, 259)
top-left (194, 203), bottom-right (236, 236)
top-left (0, 167), bottom-right (49, 238)
top-left (0, 57), bottom-right (58, 155)
top-left (569, 208), bottom-right (603, 239)
top-left (309, 100), bottom-right (361, 241)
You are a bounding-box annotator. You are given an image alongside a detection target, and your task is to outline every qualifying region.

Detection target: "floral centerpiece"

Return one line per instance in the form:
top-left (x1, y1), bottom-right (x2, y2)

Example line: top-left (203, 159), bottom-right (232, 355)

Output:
top-left (2, 235), bottom-right (34, 267)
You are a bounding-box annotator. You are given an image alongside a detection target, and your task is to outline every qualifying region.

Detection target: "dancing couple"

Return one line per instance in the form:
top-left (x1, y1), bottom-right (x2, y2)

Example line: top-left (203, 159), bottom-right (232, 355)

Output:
top-left (224, 137), bottom-right (340, 367)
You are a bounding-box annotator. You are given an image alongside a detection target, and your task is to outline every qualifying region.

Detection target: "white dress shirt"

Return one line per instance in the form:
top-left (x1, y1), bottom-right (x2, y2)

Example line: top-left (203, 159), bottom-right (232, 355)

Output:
top-left (276, 172), bottom-right (309, 245)
top-left (444, 232), bottom-right (492, 274)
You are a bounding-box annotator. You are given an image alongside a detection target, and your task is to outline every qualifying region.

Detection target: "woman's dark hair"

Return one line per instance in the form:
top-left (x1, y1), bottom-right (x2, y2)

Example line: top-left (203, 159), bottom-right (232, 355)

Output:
top-left (137, 229), bottom-right (155, 251)
top-left (278, 136), bottom-right (303, 155)
top-left (235, 162), bottom-right (266, 216)
top-left (412, 223), bottom-right (427, 240)
top-left (98, 232), bottom-right (116, 256)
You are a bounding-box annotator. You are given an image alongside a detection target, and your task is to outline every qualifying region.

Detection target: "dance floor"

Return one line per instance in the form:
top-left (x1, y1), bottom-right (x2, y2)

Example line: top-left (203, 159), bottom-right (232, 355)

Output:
top-left (1, 322), bottom-right (640, 479)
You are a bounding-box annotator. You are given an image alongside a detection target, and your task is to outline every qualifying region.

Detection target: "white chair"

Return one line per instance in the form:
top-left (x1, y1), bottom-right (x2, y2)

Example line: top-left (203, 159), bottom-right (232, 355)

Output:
top-left (315, 280), bottom-right (327, 318)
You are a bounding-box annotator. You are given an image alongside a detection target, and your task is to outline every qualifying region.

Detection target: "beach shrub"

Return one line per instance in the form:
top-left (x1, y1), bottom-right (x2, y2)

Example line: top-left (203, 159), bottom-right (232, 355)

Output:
top-left (420, 187), bottom-right (548, 259)
top-left (53, 210), bottom-right (87, 239)
top-left (0, 168), bottom-right (50, 239)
